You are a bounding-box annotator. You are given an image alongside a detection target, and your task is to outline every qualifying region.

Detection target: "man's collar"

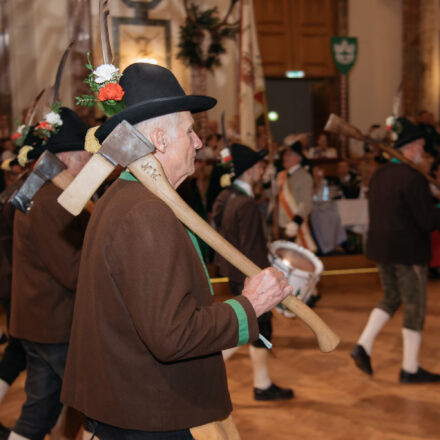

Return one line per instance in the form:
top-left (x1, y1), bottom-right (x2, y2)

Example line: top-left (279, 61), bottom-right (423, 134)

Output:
top-left (119, 170), bottom-right (138, 181)
top-left (233, 179), bottom-right (253, 197)
top-left (287, 164), bottom-right (301, 175)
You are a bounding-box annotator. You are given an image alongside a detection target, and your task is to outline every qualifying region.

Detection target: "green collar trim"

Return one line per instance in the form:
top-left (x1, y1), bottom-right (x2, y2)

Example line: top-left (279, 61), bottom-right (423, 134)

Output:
top-left (232, 184), bottom-right (248, 195)
top-left (186, 228), bottom-right (214, 296)
top-left (119, 170), bottom-right (138, 181)
top-left (390, 158), bottom-right (402, 164)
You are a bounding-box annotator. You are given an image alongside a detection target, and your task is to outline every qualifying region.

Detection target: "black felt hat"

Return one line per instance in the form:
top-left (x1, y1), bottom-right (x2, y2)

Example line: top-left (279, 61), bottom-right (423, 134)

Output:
top-left (95, 63), bottom-right (217, 143)
top-left (288, 140), bottom-right (305, 158)
top-left (230, 143), bottom-right (267, 179)
top-left (394, 117), bottom-right (426, 149)
top-left (27, 107), bottom-right (87, 161)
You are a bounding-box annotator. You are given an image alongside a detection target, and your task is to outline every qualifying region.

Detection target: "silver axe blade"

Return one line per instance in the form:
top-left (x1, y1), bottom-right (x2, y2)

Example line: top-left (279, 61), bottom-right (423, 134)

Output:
top-left (0, 172), bottom-right (29, 208)
top-left (10, 151), bottom-right (66, 213)
top-left (57, 121), bottom-right (155, 216)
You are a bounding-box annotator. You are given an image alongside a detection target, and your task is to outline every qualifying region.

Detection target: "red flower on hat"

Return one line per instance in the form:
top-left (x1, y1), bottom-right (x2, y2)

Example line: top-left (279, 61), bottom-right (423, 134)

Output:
top-left (98, 83), bottom-right (125, 102)
top-left (35, 121), bottom-right (53, 131)
top-left (11, 133), bottom-right (21, 140)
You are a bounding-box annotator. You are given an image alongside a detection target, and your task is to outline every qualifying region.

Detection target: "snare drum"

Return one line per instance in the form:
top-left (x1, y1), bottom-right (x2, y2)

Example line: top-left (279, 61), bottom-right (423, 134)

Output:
top-left (268, 240), bottom-right (323, 315)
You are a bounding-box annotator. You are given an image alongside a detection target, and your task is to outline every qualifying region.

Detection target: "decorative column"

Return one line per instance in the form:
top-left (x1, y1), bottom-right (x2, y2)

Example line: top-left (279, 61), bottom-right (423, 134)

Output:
top-left (0, 0), bottom-right (11, 137)
top-left (419, 0), bottom-right (439, 118)
top-left (68, 0), bottom-right (93, 124)
top-left (402, 0), bottom-right (422, 117)
top-left (190, 65), bottom-right (208, 141)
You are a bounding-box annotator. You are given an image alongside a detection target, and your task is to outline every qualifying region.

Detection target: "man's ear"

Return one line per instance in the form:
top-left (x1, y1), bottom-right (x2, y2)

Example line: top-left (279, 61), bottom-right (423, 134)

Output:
top-left (150, 127), bottom-right (167, 153)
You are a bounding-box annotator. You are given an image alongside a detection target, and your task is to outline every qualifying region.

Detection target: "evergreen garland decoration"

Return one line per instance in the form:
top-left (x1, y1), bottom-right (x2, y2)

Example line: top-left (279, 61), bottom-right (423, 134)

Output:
top-left (177, 1), bottom-right (239, 71)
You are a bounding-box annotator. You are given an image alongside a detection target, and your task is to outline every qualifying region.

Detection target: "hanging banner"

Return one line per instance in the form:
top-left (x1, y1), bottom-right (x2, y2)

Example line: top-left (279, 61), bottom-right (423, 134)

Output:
top-left (330, 37), bottom-right (358, 74)
top-left (239, 0), bottom-right (265, 147)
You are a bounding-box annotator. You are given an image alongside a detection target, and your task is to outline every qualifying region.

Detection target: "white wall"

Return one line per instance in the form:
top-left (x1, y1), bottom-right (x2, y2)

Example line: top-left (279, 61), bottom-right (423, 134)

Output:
top-left (8, 0), bottom-right (240, 126)
top-left (348, 0), bottom-right (402, 156)
top-left (90, 0), bottom-right (240, 126)
top-left (8, 0), bottom-right (71, 121)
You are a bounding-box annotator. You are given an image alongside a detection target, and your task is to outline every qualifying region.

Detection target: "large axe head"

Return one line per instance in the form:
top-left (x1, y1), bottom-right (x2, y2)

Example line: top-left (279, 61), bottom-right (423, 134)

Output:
top-left (10, 151), bottom-right (66, 213)
top-left (0, 172), bottom-right (29, 208)
top-left (57, 121), bottom-right (155, 216)
top-left (324, 114), bottom-right (365, 142)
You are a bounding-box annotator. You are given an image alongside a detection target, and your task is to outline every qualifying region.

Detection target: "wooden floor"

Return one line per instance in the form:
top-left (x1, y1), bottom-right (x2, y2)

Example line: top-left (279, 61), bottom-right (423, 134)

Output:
top-left (1, 268), bottom-right (440, 439)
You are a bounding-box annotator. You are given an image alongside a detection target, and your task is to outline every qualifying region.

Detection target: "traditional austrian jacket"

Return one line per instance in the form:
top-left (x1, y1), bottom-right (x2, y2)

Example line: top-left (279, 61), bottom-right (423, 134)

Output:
top-left (277, 166), bottom-right (316, 251)
top-left (10, 183), bottom-right (88, 343)
top-left (213, 184), bottom-right (269, 284)
top-left (0, 202), bottom-right (14, 300)
top-left (367, 161), bottom-right (440, 265)
top-left (61, 174), bottom-right (259, 431)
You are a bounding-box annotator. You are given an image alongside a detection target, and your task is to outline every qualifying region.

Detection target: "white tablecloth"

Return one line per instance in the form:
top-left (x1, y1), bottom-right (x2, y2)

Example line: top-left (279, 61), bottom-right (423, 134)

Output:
top-left (311, 199), bottom-right (369, 253)
top-left (336, 199), bottom-right (369, 227)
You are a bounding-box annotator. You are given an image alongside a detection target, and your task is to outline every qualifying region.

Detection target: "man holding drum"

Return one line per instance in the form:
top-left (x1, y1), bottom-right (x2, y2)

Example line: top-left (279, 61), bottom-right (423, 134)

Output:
top-left (351, 117), bottom-right (440, 383)
top-left (213, 142), bottom-right (294, 401)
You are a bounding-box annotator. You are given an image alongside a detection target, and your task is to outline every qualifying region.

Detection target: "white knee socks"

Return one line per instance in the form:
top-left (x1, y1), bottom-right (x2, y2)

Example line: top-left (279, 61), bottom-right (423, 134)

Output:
top-left (358, 308), bottom-right (390, 355)
top-left (249, 345), bottom-right (271, 389)
top-left (402, 328), bottom-right (421, 373)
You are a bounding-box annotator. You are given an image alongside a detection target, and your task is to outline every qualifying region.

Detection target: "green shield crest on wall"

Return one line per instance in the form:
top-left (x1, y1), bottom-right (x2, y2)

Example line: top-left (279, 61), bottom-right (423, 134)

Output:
top-left (331, 37), bottom-right (358, 74)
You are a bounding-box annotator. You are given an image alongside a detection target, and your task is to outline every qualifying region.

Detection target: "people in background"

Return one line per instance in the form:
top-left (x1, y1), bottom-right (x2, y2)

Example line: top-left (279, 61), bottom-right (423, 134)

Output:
top-left (307, 132), bottom-right (337, 159)
top-left (418, 110), bottom-right (440, 158)
top-left (351, 117), bottom-right (440, 383)
top-left (332, 160), bottom-right (361, 199)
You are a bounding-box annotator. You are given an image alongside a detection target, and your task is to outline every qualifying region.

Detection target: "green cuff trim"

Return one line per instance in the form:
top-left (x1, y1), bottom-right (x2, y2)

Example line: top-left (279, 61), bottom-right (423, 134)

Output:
top-left (119, 170), bottom-right (138, 181)
top-left (224, 299), bottom-right (249, 346)
top-left (390, 158), bottom-right (402, 164)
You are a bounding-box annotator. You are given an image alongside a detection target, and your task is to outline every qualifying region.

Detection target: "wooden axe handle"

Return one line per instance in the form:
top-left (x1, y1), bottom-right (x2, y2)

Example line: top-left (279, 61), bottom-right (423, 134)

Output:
top-left (128, 154), bottom-right (340, 353)
top-left (57, 154), bottom-right (113, 216)
top-left (325, 114), bottom-right (439, 188)
top-left (53, 170), bottom-right (95, 215)
top-left (365, 137), bottom-right (439, 187)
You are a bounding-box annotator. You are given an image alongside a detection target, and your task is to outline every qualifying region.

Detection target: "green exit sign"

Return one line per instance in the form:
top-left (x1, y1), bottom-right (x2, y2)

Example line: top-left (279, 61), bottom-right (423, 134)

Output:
top-left (285, 70), bottom-right (305, 78)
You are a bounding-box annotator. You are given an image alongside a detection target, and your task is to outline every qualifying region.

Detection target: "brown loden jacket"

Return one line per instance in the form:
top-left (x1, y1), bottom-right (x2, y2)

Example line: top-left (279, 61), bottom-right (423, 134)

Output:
top-left (0, 202), bottom-right (14, 300)
top-left (61, 178), bottom-right (259, 431)
top-left (213, 186), bottom-right (270, 284)
top-left (10, 183), bottom-right (88, 343)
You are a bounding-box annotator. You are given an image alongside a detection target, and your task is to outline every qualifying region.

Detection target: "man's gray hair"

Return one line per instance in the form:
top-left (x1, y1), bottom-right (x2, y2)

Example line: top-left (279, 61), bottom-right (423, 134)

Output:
top-left (135, 112), bottom-right (181, 141)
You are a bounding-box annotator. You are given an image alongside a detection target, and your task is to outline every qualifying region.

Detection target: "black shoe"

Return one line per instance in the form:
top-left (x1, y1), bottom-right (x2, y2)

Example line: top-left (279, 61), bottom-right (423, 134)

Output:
top-left (399, 367), bottom-right (440, 383)
top-left (350, 344), bottom-right (373, 375)
top-left (0, 422), bottom-right (11, 440)
top-left (254, 383), bottom-right (294, 401)
top-left (306, 294), bottom-right (321, 308)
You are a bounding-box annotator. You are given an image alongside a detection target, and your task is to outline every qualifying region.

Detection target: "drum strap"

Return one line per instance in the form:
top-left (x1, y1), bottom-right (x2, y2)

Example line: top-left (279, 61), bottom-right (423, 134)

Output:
top-left (278, 171), bottom-right (317, 252)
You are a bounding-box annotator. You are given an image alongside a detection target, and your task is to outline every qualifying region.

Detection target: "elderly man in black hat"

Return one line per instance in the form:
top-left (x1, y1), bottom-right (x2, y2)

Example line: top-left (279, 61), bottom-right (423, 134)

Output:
top-left (61, 63), bottom-right (292, 439)
top-left (351, 117), bottom-right (440, 383)
top-left (8, 107), bottom-right (90, 440)
top-left (213, 143), bottom-right (294, 401)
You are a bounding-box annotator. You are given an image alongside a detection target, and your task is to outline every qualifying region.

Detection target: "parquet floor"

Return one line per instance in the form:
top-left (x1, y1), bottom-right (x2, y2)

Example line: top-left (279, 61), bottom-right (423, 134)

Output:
top-left (225, 273), bottom-right (440, 439)
top-left (0, 271), bottom-right (439, 439)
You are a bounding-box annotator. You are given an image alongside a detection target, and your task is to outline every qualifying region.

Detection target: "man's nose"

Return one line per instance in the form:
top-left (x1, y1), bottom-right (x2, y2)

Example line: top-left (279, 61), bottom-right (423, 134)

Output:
top-left (193, 133), bottom-right (203, 150)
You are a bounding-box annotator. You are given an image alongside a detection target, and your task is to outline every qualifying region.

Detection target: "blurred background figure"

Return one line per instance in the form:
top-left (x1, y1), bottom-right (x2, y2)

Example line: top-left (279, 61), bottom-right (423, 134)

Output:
top-left (307, 132), bottom-right (337, 159)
